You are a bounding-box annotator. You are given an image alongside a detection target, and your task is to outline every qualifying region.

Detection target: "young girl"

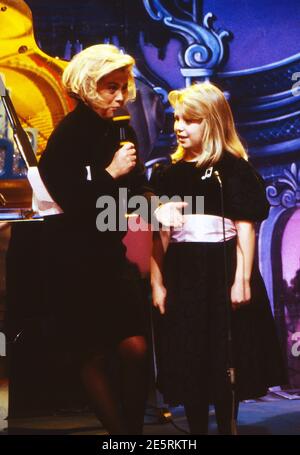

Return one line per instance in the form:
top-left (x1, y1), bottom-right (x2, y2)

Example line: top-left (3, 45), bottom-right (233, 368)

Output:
top-left (151, 82), bottom-right (285, 435)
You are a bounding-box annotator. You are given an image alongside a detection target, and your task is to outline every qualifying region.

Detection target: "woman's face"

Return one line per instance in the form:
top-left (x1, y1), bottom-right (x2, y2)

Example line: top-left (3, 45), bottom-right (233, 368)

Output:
top-left (96, 68), bottom-right (129, 118)
top-left (174, 108), bottom-right (205, 157)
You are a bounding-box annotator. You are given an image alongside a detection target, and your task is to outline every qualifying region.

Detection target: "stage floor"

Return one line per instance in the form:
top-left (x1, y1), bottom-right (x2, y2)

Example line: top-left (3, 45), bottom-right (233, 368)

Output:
top-left (1, 394), bottom-right (300, 435)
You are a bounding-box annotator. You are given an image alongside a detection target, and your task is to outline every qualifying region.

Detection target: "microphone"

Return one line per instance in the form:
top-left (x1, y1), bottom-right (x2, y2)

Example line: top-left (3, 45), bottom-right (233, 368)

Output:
top-left (112, 114), bottom-right (136, 220)
top-left (214, 170), bottom-right (222, 187)
top-left (113, 114), bottom-right (131, 146)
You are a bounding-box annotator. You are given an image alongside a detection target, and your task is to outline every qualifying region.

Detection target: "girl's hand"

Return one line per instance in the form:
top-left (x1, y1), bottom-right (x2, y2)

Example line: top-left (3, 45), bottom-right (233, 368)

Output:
top-left (106, 142), bottom-right (136, 178)
top-left (152, 284), bottom-right (167, 315)
top-left (231, 279), bottom-right (251, 310)
top-left (154, 201), bottom-right (188, 228)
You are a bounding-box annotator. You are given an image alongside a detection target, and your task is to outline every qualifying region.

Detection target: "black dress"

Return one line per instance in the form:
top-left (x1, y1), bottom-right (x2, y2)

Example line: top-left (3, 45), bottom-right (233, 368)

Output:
top-left (151, 152), bottom-right (286, 405)
top-left (38, 101), bottom-right (152, 353)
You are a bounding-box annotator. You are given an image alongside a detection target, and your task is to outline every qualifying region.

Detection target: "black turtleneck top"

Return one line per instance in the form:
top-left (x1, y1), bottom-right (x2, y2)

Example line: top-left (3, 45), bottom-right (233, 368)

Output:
top-left (150, 152), bottom-right (270, 222)
top-left (39, 101), bottom-right (152, 240)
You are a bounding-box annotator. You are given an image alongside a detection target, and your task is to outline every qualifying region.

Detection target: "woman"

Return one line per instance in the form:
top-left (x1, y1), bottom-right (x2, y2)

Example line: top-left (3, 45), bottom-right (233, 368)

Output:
top-left (151, 82), bottom-right (286, 435)
top-left (38, 44), bottom-right (152, 434)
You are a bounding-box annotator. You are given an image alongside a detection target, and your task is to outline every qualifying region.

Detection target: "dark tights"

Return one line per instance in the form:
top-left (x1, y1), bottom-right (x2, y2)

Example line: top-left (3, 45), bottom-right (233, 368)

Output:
top-left (184, 394), bottom-right (239, 435)
top-left (80, 335), bottom-right (148, 435)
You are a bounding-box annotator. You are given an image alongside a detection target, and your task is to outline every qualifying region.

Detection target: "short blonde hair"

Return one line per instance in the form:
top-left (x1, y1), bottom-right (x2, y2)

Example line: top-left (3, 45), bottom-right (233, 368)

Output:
top-left (62, 44), bottom-right (136, 108)
top-left (168, 82), bottom-right (247, 166)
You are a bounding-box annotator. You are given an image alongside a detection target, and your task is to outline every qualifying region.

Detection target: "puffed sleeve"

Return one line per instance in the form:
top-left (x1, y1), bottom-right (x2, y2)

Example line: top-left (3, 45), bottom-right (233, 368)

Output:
top-left (223, 157), bottom-right (270, 222)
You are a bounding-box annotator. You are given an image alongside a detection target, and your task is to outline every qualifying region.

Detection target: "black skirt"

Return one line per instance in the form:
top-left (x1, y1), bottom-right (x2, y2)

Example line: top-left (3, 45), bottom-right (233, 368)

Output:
top-left (41, 216), bottom-right (147, 354)
top-left (154, 238), bottom-right (286, 405)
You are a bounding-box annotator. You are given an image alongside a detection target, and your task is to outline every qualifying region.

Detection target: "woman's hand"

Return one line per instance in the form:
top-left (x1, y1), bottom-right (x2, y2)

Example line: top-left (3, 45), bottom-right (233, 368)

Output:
top-left (231, 278), bottom-right (251, 310)
top-left (152, 283), bottom-right (167, 315)
top-left (106, 142), bottom-right (136, 178)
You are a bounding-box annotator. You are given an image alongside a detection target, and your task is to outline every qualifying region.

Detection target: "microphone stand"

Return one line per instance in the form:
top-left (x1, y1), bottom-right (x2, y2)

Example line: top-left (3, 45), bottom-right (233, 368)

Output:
top-left (0, 75), bottom-right (37, 168)
top-left (214, 170), bottom-right (238, 435)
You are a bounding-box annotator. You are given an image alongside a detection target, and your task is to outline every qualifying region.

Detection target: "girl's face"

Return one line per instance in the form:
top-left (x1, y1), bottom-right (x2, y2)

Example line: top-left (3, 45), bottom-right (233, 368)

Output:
top-left (174, 108), bottom-right (205, 158)
top-left (96, 68), bottom-right (129, 118)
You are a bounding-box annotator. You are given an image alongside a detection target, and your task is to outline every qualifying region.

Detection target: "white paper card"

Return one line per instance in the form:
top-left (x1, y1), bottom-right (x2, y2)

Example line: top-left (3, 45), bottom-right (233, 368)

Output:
top-left (27, 166), bottom-right (63, 216)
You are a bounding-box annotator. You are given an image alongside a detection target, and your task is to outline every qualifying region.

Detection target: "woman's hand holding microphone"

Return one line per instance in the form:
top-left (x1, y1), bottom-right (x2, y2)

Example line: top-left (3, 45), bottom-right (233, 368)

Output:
top-left (106, 142), bottom-right (136, 179)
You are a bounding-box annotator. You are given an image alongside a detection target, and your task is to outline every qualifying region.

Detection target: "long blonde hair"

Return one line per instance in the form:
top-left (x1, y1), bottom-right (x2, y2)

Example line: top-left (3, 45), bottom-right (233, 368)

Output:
top-left (168, 82), bottom-right (247, 166)
top-left (62, 44), bottom-right (136, 109)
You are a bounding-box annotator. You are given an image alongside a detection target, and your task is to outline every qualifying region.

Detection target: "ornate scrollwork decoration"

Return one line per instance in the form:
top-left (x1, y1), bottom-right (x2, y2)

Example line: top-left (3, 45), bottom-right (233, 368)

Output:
top-left (266, 163), bottom-right (300, 209)
top-left (133, 66), bottom-right (169, 106)
top-left (143, 0), bottom-right (231, 81)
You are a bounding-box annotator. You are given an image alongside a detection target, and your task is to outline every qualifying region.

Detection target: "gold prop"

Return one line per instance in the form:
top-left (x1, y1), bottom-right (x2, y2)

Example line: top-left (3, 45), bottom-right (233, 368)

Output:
top-left (0, 0), bottom-right (74, 214)
top-left (0, 0), bottom-right (74, 157)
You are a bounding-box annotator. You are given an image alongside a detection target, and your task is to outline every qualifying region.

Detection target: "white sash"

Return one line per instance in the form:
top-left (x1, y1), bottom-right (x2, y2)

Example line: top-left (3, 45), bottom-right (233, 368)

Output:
top-left (169, 214), bottom-right (237, 243)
